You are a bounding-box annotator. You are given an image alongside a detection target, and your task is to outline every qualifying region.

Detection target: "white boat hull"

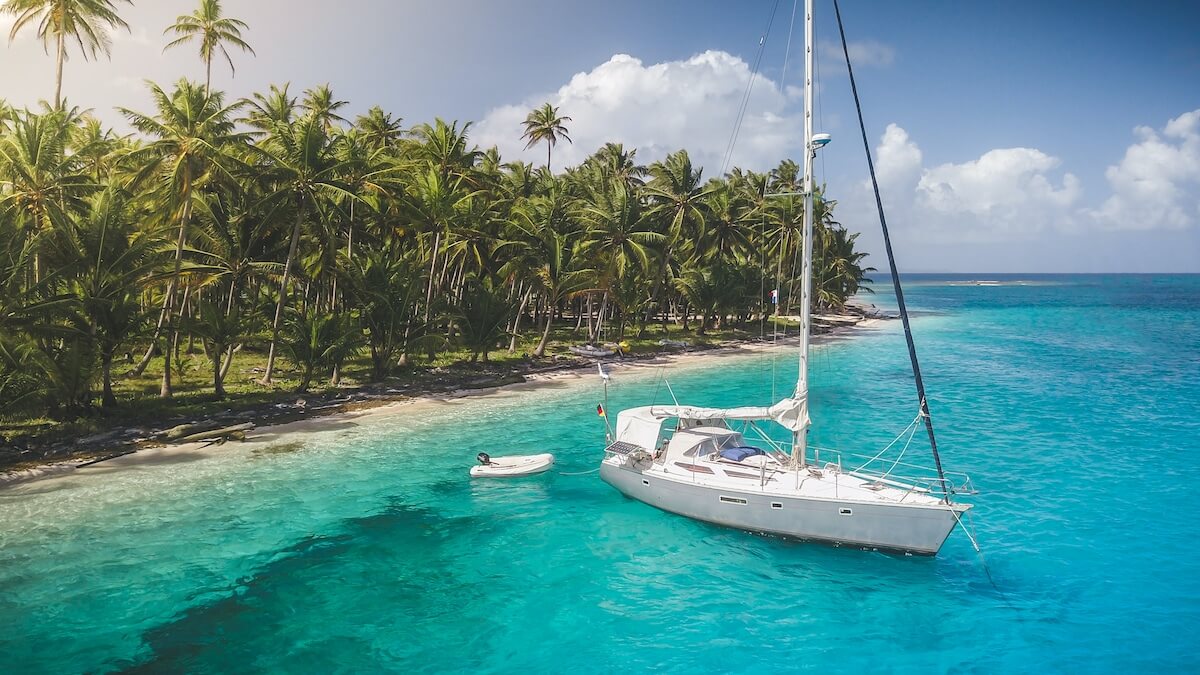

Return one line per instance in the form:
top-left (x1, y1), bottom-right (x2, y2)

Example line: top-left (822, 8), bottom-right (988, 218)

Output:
top-left (470, 453), bottom-right (555, 478)
top-left (600, 461), bottom-right (965, 555)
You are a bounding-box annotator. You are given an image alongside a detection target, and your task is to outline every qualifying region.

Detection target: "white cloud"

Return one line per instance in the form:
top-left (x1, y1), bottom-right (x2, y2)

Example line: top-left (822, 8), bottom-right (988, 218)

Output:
top-left (875, 123), bottom-right (922, 192)
top-left (868, 124), bottom-right (1082, 240)
top-left (1089, 108), bottom-right (1200, 230)
top-left (917, 148), bottom-right (1081, 229)
top-left (864, 111), bottom-right (1200, 242)
top-left (818, 40), bottom-right (895, 68)
top-left (111, 75), bottom-right (143, 91)
top-left (111, 26), bottom-right (152, 48)
top-left (473, 51), bottom-right (802, 173)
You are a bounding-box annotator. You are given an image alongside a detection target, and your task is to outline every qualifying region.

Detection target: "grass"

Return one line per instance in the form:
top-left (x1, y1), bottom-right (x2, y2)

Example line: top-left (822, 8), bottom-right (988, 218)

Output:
top-left (0, 317), bottom-right (802, 449)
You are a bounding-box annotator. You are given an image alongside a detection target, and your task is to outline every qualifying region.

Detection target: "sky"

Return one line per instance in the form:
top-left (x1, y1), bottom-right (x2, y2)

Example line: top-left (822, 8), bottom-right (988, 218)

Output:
top-left (2, 0), bottom-right (1199, 272)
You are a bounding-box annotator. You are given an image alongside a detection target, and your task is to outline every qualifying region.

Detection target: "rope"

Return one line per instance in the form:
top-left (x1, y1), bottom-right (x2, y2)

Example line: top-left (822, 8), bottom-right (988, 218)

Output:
top-left (952, 507), bottom-right (1011, 609)
top-left (720, 0), bottom-right (782, 177)
top-left (833, 0), bottom-right (949, 499)
top-left (878, 418), bottom-right (919, 483)
top-left (558, 468), bottom-right (601, 476)
top-left (849, 412), bottom-right (921, 473)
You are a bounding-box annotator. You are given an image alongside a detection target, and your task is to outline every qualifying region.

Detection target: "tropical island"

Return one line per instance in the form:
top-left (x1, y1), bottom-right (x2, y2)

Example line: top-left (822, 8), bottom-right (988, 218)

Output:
top-left (0, 0), bottom-right (873, 472)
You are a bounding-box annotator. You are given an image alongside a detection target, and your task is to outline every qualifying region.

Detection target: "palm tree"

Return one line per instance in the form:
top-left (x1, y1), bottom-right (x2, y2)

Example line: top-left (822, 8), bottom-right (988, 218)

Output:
top-left (407, 166), bottom-right (473, 323)
top-left (282, 309), bottom-right (362, 393)
top-left (252, 113), bottom-right (353, 385)
top-left (508, 189), bottom-right (589, 357)
top-left (186, 298), bottom-right (245, 399)
top-left (119, 79), bottom-right (247, 396)
top-left (355, 106), bottom-right (403, 151)
top-left (410, 118), bottom-right (480, 181)
top-left (340, 246), bottom-right (426, 379)
top-left (451, 278), bottom-right (514, 363)
top-left (520, 103), bottom-right (571, 171)
top-left (642, 150), bottom-right (712, 332)
top-left (0, 108), bottom-right (92, 282)
top-left (301, 84), bottom-right (347, 132)
top-left (56, 189), bottom-right (164, 406)
top-left (163, 0), bottom-right (255, 95)
top-left (2, 0), bottom-right (132, 109)
top-left (242, 83), bottom-right (296, 133)
top-left (578, 182), bottom-right (662, 343)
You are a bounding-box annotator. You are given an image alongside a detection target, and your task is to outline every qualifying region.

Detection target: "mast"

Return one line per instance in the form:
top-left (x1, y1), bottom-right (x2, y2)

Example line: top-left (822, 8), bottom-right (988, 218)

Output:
top-left (791, 0), bottom-right (816, 468)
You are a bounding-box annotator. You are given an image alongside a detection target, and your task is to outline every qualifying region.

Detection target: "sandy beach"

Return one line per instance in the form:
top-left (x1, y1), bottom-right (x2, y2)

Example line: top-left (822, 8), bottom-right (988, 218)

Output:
top-left (0, 318), bottom-right (885, 488)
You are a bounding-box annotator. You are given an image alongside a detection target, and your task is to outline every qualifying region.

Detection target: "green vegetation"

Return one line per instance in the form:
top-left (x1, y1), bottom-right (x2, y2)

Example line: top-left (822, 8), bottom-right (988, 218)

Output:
top-left (0, 0), bottom-right (872, 443)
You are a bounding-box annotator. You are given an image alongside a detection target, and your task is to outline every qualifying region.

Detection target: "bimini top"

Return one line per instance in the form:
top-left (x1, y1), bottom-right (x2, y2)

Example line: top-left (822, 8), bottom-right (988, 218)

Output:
top-left (613, 397), bottom-right (808, 450)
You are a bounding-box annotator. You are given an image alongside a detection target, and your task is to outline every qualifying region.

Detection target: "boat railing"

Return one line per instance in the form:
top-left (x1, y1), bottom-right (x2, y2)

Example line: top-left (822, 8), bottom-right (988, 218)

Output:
top-left (807, 444), bottom-right (977, 499)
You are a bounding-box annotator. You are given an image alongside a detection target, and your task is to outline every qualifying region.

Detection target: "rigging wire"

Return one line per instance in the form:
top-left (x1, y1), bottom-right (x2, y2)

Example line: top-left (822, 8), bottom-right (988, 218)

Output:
top-left (833, 0), bottom-right (1012, 608)
top-left (831, 0), bottom-right (949, 501)
top-left (720, 0), bottom-right (782, 177)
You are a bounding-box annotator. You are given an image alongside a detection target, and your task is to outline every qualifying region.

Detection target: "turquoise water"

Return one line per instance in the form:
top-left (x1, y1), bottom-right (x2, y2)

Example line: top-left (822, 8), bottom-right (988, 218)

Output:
top-left (1, 274), bottom-right (1198, 673)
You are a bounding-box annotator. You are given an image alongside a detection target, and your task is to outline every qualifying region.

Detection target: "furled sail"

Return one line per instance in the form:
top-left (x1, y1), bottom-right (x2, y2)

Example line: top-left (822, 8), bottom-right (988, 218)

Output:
top-left (614, 398), bottom-right (810, 450)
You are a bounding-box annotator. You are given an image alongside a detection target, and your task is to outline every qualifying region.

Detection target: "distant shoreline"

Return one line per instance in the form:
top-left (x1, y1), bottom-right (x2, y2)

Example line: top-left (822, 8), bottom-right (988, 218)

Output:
top-left (0, 314), bottom-right (888, 488)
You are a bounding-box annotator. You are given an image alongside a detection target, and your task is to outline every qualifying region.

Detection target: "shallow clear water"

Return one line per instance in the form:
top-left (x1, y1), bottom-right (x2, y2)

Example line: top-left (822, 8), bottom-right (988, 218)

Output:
top-left (2, 274), bottom-right (1198, 673)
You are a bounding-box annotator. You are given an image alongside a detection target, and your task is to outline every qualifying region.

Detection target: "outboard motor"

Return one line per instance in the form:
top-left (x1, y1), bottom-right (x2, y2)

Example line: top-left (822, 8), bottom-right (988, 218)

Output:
top-left (477, 452), bottom-right (492, 466)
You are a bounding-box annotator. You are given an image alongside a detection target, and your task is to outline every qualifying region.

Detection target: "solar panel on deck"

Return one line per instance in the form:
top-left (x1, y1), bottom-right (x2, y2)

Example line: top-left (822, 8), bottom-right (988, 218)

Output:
top-left (604, 441), bottom-right (645, 456)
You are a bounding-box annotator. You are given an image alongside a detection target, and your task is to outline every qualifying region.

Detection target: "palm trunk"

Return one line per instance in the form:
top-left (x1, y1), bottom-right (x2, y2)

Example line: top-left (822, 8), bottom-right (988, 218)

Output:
top-left (423, 230), bottom-right (441, 323)
top-left (261, 202), bottom-right (306, 385)
top-left (159, 181), bottom-right (194, 397)
top-left (508, 285), bottom-right (532, 353)
top-left (643, 243), bottom-right (674, 336)
top-left (212, 348), bottom-right (226, 399)
top-left (101, 354), bottom-right (116, 408)
top-left (534, 297), bottom-right (555, 357)
top-left (219, 344), bottom-right (234, 379)
top-left (589, 292), bottom-right (609, 344)
top-left (572, 297), bottom-right (584, 334)
top-left (585, 293), bottom-right (594, 342)
top-left (54, 31), bottom-right (64, 109)
top-left (296, 364), bottom-right (313, 394)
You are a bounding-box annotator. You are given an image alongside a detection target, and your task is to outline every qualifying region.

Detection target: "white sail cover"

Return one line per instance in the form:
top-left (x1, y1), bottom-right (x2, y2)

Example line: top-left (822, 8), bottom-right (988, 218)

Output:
top-left (614, 398), bottom-right (810, 449)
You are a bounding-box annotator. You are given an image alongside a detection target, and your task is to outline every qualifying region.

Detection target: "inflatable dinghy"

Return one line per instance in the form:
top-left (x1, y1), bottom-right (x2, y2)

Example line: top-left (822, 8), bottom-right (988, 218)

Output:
top-left (470, 452), bottom-right (555, 478)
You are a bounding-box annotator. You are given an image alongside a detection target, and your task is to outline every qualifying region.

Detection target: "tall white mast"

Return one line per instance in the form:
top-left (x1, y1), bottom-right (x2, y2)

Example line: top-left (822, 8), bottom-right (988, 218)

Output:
top-left (791, 0), bottom-right (816, 468)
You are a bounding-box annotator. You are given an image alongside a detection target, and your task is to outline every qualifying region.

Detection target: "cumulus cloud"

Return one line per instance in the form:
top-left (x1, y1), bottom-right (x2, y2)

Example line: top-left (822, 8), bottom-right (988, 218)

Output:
top-left (868, 124), bottom-right (1082, 239)
top-left (874, 123), bottom-right (922, 192)
top-left (473, 51), bottom-right (802, 173)
top-left (1089, 108), bottom-right (1200, 230)
top-left (917, 148), bottom-right (1081, 229)
top-left (818, 40), bottom-right (896, 68)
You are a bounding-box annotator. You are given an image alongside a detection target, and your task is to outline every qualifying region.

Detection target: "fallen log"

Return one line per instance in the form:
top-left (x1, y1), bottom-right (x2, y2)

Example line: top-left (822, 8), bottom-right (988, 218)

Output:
top-left (173, 423), bottom-right (255, 443)
top-left (164, 422), bottom-right (222, 440)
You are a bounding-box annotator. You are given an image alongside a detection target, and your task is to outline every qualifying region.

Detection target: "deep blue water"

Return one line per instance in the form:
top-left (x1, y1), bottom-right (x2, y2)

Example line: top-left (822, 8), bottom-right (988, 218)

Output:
top-left (1, 274), bottom-right (1198, 673)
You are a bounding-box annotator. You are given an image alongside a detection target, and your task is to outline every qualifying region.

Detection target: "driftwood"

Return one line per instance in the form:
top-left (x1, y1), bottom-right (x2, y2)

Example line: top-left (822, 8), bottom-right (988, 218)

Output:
top-left (172, 423), bottom-right (255, 443)
top-left (164, 422), bottom-right (219, 440)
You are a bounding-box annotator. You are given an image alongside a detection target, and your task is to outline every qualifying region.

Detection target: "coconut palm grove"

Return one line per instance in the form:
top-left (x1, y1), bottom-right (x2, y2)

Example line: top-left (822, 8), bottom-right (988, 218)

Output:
top-left (0, 0), bottom-right (871, 436)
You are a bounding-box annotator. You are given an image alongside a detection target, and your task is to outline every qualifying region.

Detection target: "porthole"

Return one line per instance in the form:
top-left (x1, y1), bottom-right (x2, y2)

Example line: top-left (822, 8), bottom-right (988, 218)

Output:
top-left (642, 479), bottom-right (650, 486)
top-left (839, 507), bottom-right (853, 516)
top-left (771, 502), bottom-right (783, 509)
top-left (719, 495), bottom-right (748, 505)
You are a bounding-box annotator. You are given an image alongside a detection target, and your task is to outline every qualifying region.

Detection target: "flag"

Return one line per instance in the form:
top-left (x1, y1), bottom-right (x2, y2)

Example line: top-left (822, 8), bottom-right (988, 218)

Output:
top-left (597, 404), bottom-right (606, 417)
top-left (770, 289), bottom-right (779, 304)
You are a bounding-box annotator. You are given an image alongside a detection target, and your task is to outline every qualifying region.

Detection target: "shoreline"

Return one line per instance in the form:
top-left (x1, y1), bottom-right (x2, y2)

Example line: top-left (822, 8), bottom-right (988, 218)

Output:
top-left (0, 315), bottom-right (887, 488)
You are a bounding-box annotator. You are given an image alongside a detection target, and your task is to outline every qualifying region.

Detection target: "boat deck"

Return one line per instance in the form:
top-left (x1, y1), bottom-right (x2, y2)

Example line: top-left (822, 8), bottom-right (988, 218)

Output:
top-left (650, 455), bottom-right (946, 506)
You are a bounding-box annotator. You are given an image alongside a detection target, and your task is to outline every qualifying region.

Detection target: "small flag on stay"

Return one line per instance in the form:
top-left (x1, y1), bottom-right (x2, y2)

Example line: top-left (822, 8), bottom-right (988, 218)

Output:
top-left (597, 404), bottom-right (606, 417)
top-left (770, 289), bottom-right (779, 304)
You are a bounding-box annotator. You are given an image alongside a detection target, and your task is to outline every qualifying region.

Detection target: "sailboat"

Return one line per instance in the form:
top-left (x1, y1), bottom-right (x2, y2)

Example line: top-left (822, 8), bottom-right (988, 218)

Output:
top-left (598, 0), bottom-right (974, 555)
